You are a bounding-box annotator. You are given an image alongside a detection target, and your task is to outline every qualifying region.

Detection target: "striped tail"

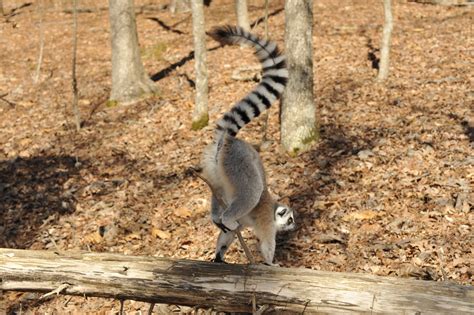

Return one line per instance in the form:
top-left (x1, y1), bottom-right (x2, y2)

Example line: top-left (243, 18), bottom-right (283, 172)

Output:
top-left (209, 25), bottom-right (288, 137)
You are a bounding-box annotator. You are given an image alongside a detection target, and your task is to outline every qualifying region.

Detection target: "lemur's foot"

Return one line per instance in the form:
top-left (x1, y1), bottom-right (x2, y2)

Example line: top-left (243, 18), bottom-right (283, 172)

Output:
top-left (211, 254), bottom-right (228, 264)
top-left (264, 262), bottom-right (279, 267)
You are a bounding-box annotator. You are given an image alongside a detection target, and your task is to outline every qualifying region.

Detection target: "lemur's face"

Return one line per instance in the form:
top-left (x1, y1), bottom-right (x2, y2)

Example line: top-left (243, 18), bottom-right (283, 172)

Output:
top-left (275, 205), bottom-right (296, 232)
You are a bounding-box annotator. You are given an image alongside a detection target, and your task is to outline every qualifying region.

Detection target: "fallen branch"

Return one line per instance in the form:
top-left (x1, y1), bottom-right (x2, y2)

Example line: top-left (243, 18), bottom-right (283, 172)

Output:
top-left (1, 248), bottom-right (473, 314)
top-left (39, 283), bottom-right (70, 300)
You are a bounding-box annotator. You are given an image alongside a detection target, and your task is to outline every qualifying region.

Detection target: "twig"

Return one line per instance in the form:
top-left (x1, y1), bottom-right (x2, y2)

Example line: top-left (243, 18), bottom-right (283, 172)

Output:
top-left (255, 304), bottom-right (270, 315)
top-left (259, 0), bottom-right (270, 146)
top-left (147, 302), bottom-right (155, 315)
top-left (49, 235), bottom-right (61, 252)
top-left (119, 299), bottom-right (124, 314)
top-left (119, 300), bottom-right (125, 315)
top-left (0, 93), bottom-right (15, 107)
top-left (39, 283), bottom-right (70, 300)
top-left (64, 295), bottom-right (73, 307)
top-left (191, 167), bottom-right (256, 264)
top-left (4, 2), bottom-right (32, 21)
top-left (235, 228), bottom-right (255, 264)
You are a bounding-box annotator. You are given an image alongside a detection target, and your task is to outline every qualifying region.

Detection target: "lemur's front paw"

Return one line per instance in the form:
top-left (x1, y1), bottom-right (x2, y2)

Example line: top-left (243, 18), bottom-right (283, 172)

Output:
top-left (221, 218), bottom-right (239, 231)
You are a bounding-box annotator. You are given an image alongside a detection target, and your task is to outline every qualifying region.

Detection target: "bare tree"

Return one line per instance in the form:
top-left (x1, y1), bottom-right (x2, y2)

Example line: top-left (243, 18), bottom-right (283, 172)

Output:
top-left (259, 0), bottom-right (270, 147)
top-left (71, 0), bottom-right (81, 130)
top-left (190, 0), bottom-right (209, 130)
top-left (33, 0), bottom-right (45, 84)
top-left (281, 0), bottom-right (318, 156)
top-left (235, 0), bottom-right (250, 30)
top-left (169, 0), bottom-right (190, 13)
top-left (377, 0), bottom-right (393, 81)
top-left (109, 0), bottom-right (156, 104)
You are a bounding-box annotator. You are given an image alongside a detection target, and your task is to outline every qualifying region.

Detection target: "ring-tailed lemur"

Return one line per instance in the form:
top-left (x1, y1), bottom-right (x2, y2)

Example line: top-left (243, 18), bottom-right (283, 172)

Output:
top-left (200, 25), bottom-right (296, 266)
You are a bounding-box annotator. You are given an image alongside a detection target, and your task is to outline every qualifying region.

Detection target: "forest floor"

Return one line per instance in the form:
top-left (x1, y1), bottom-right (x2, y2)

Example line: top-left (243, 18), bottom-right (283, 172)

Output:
top-left (0, 0), bottom-right (472, 313)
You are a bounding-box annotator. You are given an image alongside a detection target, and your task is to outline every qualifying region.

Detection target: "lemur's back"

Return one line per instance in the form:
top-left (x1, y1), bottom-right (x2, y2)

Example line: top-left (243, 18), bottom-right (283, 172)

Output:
top-left (202, 136), bottom-right (266, 206)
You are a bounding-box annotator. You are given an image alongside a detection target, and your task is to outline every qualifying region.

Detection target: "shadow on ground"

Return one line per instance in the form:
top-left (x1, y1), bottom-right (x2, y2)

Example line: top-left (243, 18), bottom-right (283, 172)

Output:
top-left (0, 155), bottom-right (82, 248)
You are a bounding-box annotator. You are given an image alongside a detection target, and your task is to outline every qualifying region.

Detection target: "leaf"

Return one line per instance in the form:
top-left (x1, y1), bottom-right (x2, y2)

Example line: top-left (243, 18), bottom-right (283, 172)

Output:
top-left (84, 231), bottom-right (102, 244)
top-left (152, 228), bottom-right (171, 239)
top-left (175, 207), bottom-right (192, 218)
top-left (125, 233), bottom-right (142, 241)
top-left (343, 210), bottom-right (380, 221)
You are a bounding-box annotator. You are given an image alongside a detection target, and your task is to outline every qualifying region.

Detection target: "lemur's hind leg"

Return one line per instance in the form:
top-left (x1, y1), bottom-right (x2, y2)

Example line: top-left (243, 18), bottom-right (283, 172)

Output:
top-left (220, 141), bottom-right (264, 231)
top-left (213, 229), bottom-right (236, 263)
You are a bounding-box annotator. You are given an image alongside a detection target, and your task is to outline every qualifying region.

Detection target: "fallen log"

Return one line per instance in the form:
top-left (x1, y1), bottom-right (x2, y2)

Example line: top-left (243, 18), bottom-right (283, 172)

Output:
top-left (0, 248), bottom-right (472, 314)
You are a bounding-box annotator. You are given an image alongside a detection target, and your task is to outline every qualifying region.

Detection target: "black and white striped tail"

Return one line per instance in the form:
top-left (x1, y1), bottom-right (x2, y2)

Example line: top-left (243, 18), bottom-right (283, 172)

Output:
top-left (209, 25), bottom-right (288, 137)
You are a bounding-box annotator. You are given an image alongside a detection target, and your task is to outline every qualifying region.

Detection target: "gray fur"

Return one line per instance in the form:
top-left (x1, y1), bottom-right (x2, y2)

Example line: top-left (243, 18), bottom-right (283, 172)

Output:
top-left (201, 26), bottom-right (294, 266)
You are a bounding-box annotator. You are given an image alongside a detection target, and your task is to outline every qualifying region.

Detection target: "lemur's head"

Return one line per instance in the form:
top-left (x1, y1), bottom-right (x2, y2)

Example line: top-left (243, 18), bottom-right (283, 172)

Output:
top-left (274, 204), bottom-right (296, 232)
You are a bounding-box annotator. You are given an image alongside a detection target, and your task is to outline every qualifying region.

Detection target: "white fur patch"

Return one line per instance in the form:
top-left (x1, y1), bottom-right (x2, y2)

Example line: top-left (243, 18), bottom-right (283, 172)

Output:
top-left (275, 205), bottom-right (296, 232)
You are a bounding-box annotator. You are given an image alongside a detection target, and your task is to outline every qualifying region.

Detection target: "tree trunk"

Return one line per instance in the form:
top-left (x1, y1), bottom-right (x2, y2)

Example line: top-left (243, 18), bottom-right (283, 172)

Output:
top-left (190, 0), bottom-right (209, 130)
top-left (1, 249), bottom-right (473, 314)
top-left (71, 0), bottom-right (82, 130)
top-left (169, 0), bottom-right (190, 13)
top-left (235, 0), bottom-right (250, 31)
top-left (281, 0), bottom-right (318, 156)
top-left (109, 0), bottom-right (156, 104)
top-left (377, 0), bottom-right (393, 81)
top-left (33, 0), bottom-right (45, 84)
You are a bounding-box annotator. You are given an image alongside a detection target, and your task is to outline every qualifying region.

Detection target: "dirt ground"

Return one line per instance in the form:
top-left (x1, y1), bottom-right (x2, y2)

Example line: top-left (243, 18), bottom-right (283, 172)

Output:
top-left (0, 0), bottom-right (472, 313)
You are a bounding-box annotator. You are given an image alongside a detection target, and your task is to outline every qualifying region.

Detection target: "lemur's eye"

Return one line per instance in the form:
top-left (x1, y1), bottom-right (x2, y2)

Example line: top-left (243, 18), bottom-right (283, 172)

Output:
top-left (277, 208), bottom-right (287, 216)
top-left (287, 217), bottom-right (294, 225)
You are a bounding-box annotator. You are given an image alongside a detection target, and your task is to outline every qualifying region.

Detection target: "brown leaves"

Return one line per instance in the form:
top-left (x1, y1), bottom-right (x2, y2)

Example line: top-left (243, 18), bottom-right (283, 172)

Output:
top-left (1, 0), bottom-right (473, 313)
top-left (151, 228), bottom-right (171, 240)
top-left (342, 210), bottom-right (380, 221)
top-left (175, 207), bottom-right (192, 218)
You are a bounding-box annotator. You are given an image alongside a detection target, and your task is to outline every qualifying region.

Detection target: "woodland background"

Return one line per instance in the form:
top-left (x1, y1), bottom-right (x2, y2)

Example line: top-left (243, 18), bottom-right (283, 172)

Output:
top-left (0, 0), bottom-right (472, 313)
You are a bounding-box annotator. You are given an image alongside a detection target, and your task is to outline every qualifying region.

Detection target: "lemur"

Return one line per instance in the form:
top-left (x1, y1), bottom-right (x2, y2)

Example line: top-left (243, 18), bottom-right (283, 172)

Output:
top-left (200, 25), bottom-right (296, 266)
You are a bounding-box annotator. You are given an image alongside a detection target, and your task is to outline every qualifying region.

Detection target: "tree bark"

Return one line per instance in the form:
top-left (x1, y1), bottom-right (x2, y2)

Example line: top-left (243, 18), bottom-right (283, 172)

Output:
top-left (235, 0), bottom-right (250, 31)
top-left (71, 0), bottom-right (81, 130)
top-left (1, 249), bottom-right (473, 314)
top-left (377, 0), bottom-right (393, 82)
top-left (190, 0), bottom-right (209, 130)
top-left (108, 0), bottom-right (157, 104)
top-left (33, 0), bottom-right (45, 84)
top-left (281, 0), bottom-right (318, 156)
top-left (169, 0), bottom-right (190, 13)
